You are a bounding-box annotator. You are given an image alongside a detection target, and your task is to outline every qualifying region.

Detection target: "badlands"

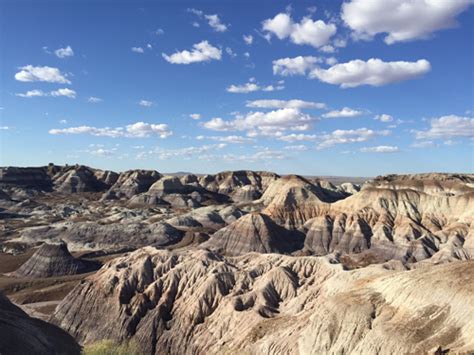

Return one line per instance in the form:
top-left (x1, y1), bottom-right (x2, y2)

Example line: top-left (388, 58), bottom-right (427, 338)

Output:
top-left (0, 164), bottom-right (473, 354)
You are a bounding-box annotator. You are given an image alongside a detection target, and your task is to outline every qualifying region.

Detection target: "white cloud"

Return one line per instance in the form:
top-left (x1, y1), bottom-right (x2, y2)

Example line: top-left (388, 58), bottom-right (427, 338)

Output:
top-left (204, 14), bottom-right (228, 32)
top-left (411, 140), bottom-right (436, 148)
top-left (360, 145), bottom-right (399, 153)
top-left (59, 119), bottom-right (68, 124)
top-left (188, 9), bottom-right (228, 32)
top-left (88, 96), bottom-right (103, 103)
top-left (196, 135), bottom-right (255, 144)
top-left (139, 100), bottom-right (154, 107)
top-left (342, 0), bottom-right (473, 44)
top-left (153, 143), bottom-right (226, 160)
top-left (322, 107), bottom-right (363, 118)
top-left (219, 148), bottom-right (287, 162)
top-left (227, 82), bottom-right (260, 93)
top-left (49, 121), bottom-right (172, 138)
top-left (155, 28), bottom-right (164, 35)
top-left (374, 114), bottom-right (393, 122)
top-left (243, 34), bottom-right (253, 45)
top-left (262, 13), bottom-right (336, 49)
top-left (0, 126), bottom-right (9, 130)
top-left (284, 144), bottom-right (308, 151)
top-left (225, 47), bottom-right (236, 58)
top-left (89, 148), bottom-right (117, 157)
top-left (227, 80), bottom-right (284, 93)
top-left (246, 99), bottom-right (326, 110)
top-left (50, 88), bottom-right (76, 98)
top-left (162, 41), bottom-right (221, 64)
top-left (16, 89), bottom-right (47, 98)
top-left (316, 128), bottom-right (390, 149)
top-left (309, 58), bottom-right (431, 88)
top-left (415, 115), bottom-right (474, 140)
top-left (202, 117), bottom-right (234, 131)
top-left (278, 133), bottom-right (317, 142)
top-left (131, 47), bottom-right (144, 53)
top-left (189, 113), bottom-right (201, 120)
top-left (54, 46), bottom-right (74, 58)
top-left (15, 65), bottom-right (71, 84)
top-left (16, 88), bottom-right (76, 99)
top-left (272, 56), bottom-right (322, 76)
top-left (125, 122), bottom-right (171, 138)
top-left (203, 108), bottom-right (315, 136)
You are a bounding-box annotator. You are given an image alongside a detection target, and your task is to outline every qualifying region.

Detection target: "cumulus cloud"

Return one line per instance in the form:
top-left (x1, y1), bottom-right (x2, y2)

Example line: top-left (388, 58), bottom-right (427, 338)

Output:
top-left (309, 58), bottom-right (431, 88)
top-left (188, 8), bottom-right (228, 32)
top-left (411, 140), bottom-right (436, 148)
top-left (50, 88), bottom-right (76, 98)
top-left (162, 41), bottom-right (222, 64)
top-left (16, 89), bottom-right (47, 98)
top-left (203, 108), bottom-right (315, 136)
top-left (189, 113), bottom-right (201, 120)
top-left (54, 46), bottom-right (74, 58)
top-left (16, 88), bottom-right (76, 99)
top-left (227, 80), bottom-right (284, 93)
top-left (131, 47), bottom-right (144, 53)
top-left (152, 143), bottom-right (226, 160)
top-left (374, 114), bottom-right (393, 122)
top-left (204, 14), bottom-right (228, 32)
top-left (316, 128), bottom-right (390, 149)
top-left (15, 65), bottom-right (71, 84)
top-left (139, 100), bottom-right (154, 107)
top-left (415, 115), bottom-right (474, 140)
top-left (272, 56), bottom-right (322, 76)
top-left (88, 148), bottom-right (117, 157)
top-left (196, 135), bottom-right (255, 144)
top-left (342, 0), bottom-right (473, 44)
top-left (360, 145), bottom-right (399, 153)
top-left (246, 99), bottom-right (326, 110)
top-left (322, 107), bottom-right (363, 118)
top-left (262, 13), bottom-right (336, 49)
top-left (243, 34), bottom-right (253, 45)
top-left (49, 121), bottom-right (172, 138)
top-left (88, 97), bottom-right (103, 103)
top-left (278, 133), bottom-right (317, 142)
top-left (284, 144), bottom-right (308, 151)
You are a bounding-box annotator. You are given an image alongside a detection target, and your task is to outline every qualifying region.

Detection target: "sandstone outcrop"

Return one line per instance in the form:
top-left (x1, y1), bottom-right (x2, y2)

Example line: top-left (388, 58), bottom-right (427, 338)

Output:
top-left (261, 175), bottom-right (332, 229)
top-left (201, 213), bottom-right (303, 255)
top-left (51, 248), bottom-right (474, 354)
top-left (101, 169), bottom-right (162, 200)
top-left (13, 241), bottom-right (95, 278)
top-left (53, 165), bottom-right (115, 193)
top-left (0, 167), bottom-right (52, 191)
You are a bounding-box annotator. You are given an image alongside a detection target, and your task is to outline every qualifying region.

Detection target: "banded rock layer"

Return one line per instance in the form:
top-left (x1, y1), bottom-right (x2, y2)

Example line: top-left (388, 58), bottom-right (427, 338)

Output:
top-left (51, 248), bottom-right (474, 354)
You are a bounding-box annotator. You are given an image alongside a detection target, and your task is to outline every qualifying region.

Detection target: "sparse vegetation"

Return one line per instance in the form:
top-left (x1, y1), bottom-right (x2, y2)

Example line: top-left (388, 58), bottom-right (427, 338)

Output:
top-left (82, 339), bottom-right (142, 355)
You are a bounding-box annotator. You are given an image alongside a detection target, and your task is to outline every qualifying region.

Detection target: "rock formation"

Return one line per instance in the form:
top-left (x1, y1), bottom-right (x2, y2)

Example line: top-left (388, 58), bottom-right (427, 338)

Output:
top-left (301, 173), bottom-right (474, 263)
top-left (199, 170), bottom-right (279, 201)
top-left (261, 175), bottom-right (332, 229)
top-left (53, 165), bottom-right (116, 193)
top-left (0, 167), bottom-right (52, 191)
top-left (13, 241), bottom-right (93, 278)
top-left (201, 213), bottom-right (303, 255)
top-left (50, 248), bottom-right (474, 354)
top-left (0, 291), bottom-right (80, 354)
top-left (101, 169), bottom-right (162, 200)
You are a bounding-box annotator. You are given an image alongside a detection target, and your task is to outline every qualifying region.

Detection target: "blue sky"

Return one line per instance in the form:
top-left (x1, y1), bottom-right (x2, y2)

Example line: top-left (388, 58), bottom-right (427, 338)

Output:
top-left (1, 0), bottom-right (473, 176)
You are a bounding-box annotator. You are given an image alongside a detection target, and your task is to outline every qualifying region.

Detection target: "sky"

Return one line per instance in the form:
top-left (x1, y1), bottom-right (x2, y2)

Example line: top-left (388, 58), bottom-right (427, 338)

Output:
top-left (0, 0), bottom-right (473, 176)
